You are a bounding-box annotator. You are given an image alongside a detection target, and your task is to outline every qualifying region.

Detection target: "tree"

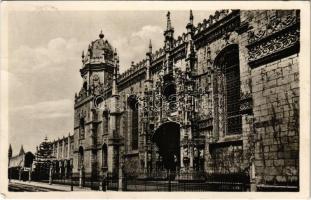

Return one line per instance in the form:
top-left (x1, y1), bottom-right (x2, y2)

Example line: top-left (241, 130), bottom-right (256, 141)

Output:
top-left (36, 136), bottom-right (54, 161)
top-left (33, 136), bottom-right (55, 180)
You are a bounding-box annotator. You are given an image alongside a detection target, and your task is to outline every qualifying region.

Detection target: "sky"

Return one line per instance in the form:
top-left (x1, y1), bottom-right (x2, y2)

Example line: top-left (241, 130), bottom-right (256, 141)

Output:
top-left (7, 9), bottom-right (213, 155)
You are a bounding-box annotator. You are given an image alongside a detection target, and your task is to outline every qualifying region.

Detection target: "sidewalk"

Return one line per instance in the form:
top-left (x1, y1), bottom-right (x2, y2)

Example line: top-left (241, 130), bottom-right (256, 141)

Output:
top-left (9, 179), bottom-right (95, 192)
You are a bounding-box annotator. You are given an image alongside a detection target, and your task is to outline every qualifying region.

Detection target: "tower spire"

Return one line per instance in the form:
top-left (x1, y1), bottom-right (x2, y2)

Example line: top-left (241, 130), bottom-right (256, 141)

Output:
top-left (186, 10), bottom-right (194, 33)
top-left (190, 9), bottom-right (193, 25)
top-left (19, 145), bottom-right (25, 155)
top-left (149, 39), bottom-right (152, 54)
top-left (164, 11), bottom-right (174, 52)
top-left (166, 11), bottom-right (172, 30)
top-left (112, 48), bottom-right (119, 96)
top-left (99, 30), bottom-right (104, 39)
top-left (146, 41), bottom-right (153, 82)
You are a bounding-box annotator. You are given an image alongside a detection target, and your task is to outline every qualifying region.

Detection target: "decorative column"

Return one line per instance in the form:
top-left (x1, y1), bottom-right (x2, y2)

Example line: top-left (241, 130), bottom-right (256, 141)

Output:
top-left (163, 11), bottom-right (174, 74)
top-left (118, 148), bottom-right (125, 191)
top-left (28, 167), bottom-right (32, 182)
top-left (79, 166), bottom-right (84, 188)
top-left (108, 49), bottom-right (120, 175)
top-left (142, 40), bottom-right (153, 175)
top-left (179, 10), bottom-right (196, 177)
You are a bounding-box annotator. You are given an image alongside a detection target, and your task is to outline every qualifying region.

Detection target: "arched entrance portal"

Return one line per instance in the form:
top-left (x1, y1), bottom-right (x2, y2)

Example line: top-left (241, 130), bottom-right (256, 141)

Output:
top-left (153, 122), bottom-right (180, 171)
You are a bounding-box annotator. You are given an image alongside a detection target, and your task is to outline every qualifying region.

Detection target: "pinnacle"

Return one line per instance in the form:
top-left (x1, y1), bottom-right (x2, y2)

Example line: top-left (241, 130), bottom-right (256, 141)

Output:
top-left (99, 30), bottom-right (104, 39)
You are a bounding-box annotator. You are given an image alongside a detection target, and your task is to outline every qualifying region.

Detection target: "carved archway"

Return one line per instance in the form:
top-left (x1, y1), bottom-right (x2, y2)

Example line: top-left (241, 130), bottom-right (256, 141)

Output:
top-left (152, 122), bottom-right (180, 171)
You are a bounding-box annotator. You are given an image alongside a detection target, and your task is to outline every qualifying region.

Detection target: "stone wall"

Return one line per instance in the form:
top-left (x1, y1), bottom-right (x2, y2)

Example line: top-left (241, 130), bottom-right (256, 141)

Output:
top-left (252, 54), bottom-right (299, 185)
top-left (243, 10), bottom-right (300, 186)
top-left (199, 10), bottom-right (300, 187)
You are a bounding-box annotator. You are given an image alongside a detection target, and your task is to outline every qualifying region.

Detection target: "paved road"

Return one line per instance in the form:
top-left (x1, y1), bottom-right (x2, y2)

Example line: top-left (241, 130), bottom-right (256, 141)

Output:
top-left (9, 182), bottom-right (65, 192)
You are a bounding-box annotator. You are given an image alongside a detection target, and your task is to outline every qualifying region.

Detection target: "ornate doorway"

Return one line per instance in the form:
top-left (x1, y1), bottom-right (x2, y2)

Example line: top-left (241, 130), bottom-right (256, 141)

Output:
top-left (153, 122), bottom-right (180, 171)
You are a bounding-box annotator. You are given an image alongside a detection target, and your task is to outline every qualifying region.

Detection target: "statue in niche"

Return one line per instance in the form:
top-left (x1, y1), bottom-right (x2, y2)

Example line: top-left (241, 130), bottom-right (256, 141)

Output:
top-left (91, 74), bottom-right (104, 96)
top-left (183, 148), bottom-right (190, 170)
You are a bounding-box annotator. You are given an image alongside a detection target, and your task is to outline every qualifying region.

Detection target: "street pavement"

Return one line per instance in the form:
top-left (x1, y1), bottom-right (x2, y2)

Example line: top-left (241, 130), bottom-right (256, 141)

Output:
top-left (8, 180), bottom-right (94, 192)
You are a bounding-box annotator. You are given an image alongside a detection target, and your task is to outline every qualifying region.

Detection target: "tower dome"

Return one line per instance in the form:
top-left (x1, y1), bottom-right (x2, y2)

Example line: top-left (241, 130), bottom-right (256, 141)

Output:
top-left (83, 30), bottom-right (114, 65)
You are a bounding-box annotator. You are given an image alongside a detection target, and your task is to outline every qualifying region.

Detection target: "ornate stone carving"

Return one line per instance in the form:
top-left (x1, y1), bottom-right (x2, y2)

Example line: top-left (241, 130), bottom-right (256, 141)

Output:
top-left (248, 14), bottom-right (298, 44)
top-left (194, 10), bottom-right (240, 48)
top-left (247, 13), bottom-right (300, 68)
top-left (91, 74), bottom-right (104, 96)
top-left (197, 118), bottom-right (213, 131)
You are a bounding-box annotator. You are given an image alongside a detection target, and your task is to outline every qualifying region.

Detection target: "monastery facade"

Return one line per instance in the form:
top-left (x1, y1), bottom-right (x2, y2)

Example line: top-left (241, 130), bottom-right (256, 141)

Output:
top-left (49, 10), bottom-right (300, 190)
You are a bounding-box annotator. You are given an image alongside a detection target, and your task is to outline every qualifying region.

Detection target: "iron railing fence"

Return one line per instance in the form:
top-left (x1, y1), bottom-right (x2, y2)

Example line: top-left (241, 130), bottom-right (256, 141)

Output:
top-left (12, 170), bottom-right (252, 191)
top-left (123, 180), bottom-right (247, 192)
top-left (123, 171), bottom-right (250, 191)
top-left (257, 184), bottom-right (299, 192)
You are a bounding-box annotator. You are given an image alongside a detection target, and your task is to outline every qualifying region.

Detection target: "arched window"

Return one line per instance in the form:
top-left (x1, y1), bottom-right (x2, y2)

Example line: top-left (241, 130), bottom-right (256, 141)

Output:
top-left (128, 95), bottom-right (139, 150)
top-left (80, 118), bottom-right (85, 139)
top-left (102, 144), bottom-right (108, 168)
top-left (103, 110), bottom-right (109, 135)
top-left (214, 45), bottom-right (241, 136)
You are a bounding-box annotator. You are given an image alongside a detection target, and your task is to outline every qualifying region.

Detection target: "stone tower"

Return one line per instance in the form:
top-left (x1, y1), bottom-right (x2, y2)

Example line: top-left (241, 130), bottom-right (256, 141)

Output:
top-left (73, 31), bottom-right (117, 185)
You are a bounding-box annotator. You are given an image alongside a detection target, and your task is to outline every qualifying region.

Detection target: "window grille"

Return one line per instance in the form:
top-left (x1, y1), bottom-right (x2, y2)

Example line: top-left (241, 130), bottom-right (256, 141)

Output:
top-left (102, 144), bottom-right (108, 168)
top-left (79, 118), bottom-right (85, 139)
top-left (224, 63), bottom-right (241, 135)
top-left (214, 45), bottom-right (242, 136)
top-left (128, 95), bottom-right (139, 150)
top-left (132, 108), bottom-right (139, 150)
